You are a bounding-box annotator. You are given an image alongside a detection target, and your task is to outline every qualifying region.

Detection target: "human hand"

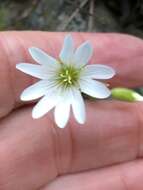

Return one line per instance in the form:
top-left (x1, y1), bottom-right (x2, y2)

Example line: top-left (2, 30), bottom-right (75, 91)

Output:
top-left (0, 32), bottom-right (143, 190)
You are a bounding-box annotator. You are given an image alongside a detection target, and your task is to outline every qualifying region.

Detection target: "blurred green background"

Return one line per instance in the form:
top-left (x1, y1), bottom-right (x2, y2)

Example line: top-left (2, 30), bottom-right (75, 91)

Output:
top-left (1, 0), bottom-right (142, 94)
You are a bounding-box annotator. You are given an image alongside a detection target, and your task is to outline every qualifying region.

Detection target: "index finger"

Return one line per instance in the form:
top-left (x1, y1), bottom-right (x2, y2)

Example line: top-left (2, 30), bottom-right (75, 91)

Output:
top-left (0, 31), bottom-right (143, 117)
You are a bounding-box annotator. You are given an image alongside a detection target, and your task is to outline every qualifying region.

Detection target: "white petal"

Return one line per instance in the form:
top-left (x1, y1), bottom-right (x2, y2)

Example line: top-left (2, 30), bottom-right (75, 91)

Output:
top-left (16, 63), bottom-right (50, 79)
top-left (32, 92), bottom-right (61, 119)
top-left (74, 41), bottom-right (93, 67)
top-left (80, 79), bottom-right (111, 99)
top-left (54, 100), bottom-right (71, 128)
top-left (71, 89), bottom-right (86, 124)
top-left (59, 34), bottom-right (74, 65)
top-left (83, 64), bottom-right (116, 79)
top-left (29, 47), bottom-right (59, 68)
top-left (20, 80), bottom-right (50, 101)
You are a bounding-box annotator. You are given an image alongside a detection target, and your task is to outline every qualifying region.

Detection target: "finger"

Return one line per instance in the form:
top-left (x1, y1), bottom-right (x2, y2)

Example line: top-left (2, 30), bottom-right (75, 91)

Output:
top-left (45, 159), bottom-right (143, 190)
top-left (0, 100), bottom-right (142, 189)
top-left (0, 32), bottom-right (143, 117)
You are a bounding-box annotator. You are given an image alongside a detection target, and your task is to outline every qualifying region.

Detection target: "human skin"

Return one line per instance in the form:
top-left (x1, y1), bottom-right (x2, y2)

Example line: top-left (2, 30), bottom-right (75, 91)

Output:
top-left (0, 32), bottom-right (143, 190)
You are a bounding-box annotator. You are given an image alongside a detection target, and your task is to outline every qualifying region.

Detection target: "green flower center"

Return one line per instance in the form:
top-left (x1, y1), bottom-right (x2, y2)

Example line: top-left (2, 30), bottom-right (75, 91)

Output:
top-left (57, 66), bottom-right (81, 87)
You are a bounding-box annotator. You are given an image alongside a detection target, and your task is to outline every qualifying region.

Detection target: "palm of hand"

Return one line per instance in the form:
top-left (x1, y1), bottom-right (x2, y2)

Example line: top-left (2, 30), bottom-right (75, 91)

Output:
top-left (0, 32), bottom-right (143, 190)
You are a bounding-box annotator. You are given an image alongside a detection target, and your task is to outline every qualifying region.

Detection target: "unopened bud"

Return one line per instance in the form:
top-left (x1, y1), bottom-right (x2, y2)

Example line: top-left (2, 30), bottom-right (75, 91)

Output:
top-left (111, 87), bottom-right (143, 102)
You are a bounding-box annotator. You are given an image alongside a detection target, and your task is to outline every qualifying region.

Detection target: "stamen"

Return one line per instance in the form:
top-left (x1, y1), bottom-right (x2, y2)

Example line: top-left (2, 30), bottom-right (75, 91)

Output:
top-left (65, 70), bottom-right (69, 75)
top-left (57, 66), bottom-right (81, 87)
top-left (60, 74), bottom-right (65, 77)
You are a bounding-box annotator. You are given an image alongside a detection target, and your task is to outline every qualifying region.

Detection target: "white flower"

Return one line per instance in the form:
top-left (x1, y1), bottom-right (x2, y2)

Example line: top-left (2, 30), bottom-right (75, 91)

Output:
top-left (16, 35), bottom-right (115, 128)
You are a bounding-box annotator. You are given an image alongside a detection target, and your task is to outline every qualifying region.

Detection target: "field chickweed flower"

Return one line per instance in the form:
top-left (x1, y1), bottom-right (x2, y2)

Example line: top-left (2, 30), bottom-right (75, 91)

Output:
top-left (16, 35), bottom-right (115, 128)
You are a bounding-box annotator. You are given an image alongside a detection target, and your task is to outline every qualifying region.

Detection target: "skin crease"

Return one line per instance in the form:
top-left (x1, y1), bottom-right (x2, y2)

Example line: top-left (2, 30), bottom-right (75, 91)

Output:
top-left (0, 32), bottom-right (142, 190)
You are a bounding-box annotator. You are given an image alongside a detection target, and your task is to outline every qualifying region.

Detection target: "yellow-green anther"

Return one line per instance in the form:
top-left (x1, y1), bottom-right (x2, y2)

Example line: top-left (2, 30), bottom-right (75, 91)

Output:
top-left (60, 74), bottom-right (65, 77)
top-left (66, 70), bottom-right (69, 75)
top-left (68, 76), bottom-right (72, 83)
top-left (111, 87), bottom-right (143, 102)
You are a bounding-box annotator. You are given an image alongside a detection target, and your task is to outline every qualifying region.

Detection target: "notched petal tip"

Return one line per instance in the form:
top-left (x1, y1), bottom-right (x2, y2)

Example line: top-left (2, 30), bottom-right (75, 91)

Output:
top-left (20, 94), bottom-right (28, 101)
top-left (32, 109), bottom-right (41, 119)
top-left (83, 41), bottom-right (93, 50)
top-left (28, 47), bottom-right (39, 55)
top-left (56, 123), bottom-right (67, 129)
top-left (28, 46), bottom-right (58, 68)
top-left (84, 41), bottom-right (92, 47)
top-left (20, 91), bottom-right (37, 101)
top-left (54, 99), bottom-right (71, 129)
top-left (60, 34), bottom-right (74, 65)
top-left (81, 41), bottom-right (93, 56)
top-left (103, 90), bottom-right (111, 98)
top-left (80, 79), bottom-right (111, 99)
top-left (74, 41), bottom-right (93, 67)
top-left (16, 63), bottom-right (23, 70)
top-left (109, 67), bottom-right (116, 78)
top-left (64, 33), bottom-right (73, 40)
top-left (77, 118), bottom-right (86, 125)
top-left (83, 64), bottom-right (116, 80)
top-left (16, 63), bottom-right (29, 70)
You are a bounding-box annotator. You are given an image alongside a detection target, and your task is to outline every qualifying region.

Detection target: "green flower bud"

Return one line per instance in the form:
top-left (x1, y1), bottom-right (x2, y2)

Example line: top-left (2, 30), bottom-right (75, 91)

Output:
top-left (111, 87), bottom-right (143, 102)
